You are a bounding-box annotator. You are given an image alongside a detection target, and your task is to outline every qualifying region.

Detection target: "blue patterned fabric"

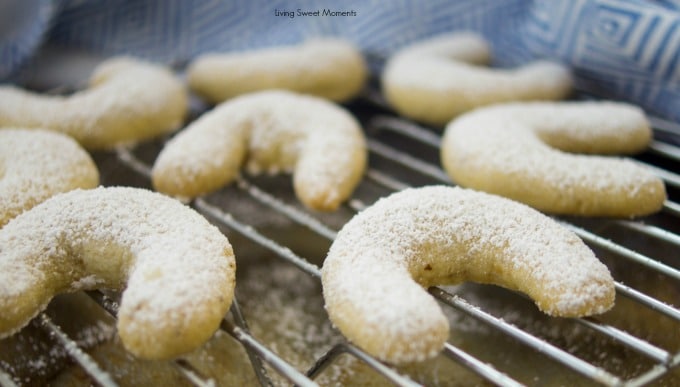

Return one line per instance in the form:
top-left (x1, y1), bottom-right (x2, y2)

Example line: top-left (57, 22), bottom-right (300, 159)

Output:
top-left (1, 0), bottom-right (679, 122)
top-left (44, 0), bottom-right (525, 68)
top-left (518, 0), bottom-right (680, 123)
top-left (0, 0), bottom-right (55, 79)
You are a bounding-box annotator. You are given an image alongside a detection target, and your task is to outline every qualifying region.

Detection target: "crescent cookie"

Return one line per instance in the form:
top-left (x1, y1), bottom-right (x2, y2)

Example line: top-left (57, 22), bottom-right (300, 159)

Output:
top-left (382, 32), bottom-right (572, 126)
top-left (152, 90), bottom-right (367, 211)
top-left (321, 186), bottom-right (615, 364)
top-left (187, 38), bottom-right (367, 103)
top-left (0, 57), bottom-right (188, 149)
top-left (0, 187), bottom-right (236, 360)
top-left (441, 101), bottom-right (666, 217)
top-left (0, 128), bottom-right (99, 228)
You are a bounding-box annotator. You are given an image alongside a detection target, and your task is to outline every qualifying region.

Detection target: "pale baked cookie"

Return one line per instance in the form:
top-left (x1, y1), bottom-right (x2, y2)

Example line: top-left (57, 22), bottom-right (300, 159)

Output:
top-left (0, 187), bottom-right (236, 360)
top-left (0, 128), bottom-right (99, 228)
top-left (0, 57), bottom-right (188, 149)
top-left (188, 38), bottom-right (367, 103)
top-left (382, 32), bottom-right (572, 126)
top-left (321, 186), bottom-right (615, 364)
top-left (152, 90), bottom-right (367, 211)
top-left (441, 101), bottom-right (666, 217)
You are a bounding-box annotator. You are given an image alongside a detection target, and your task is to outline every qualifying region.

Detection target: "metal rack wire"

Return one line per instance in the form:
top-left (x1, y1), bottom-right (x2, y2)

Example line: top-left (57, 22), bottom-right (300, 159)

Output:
top-left (1, 91), bottom-right (680, 386)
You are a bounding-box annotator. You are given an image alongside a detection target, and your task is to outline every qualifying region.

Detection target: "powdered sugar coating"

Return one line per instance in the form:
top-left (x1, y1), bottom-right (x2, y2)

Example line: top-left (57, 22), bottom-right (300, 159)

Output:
top-left (382, 32), bottom-right (572, 126)
top-left (441, 101), bottom-right (666, 217)
top-left (0, 187), bottom-right (235, 360)
top-left (0, 129), bottom-right (99, 227)
top-left (0, 57), bottom-right (188, 149)
top-left (152, 90), bottom-right (367, 211)
top-left (321, 186), bottom-right (615, 364)
top-left (188, 38), bottom-right (367, 103)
